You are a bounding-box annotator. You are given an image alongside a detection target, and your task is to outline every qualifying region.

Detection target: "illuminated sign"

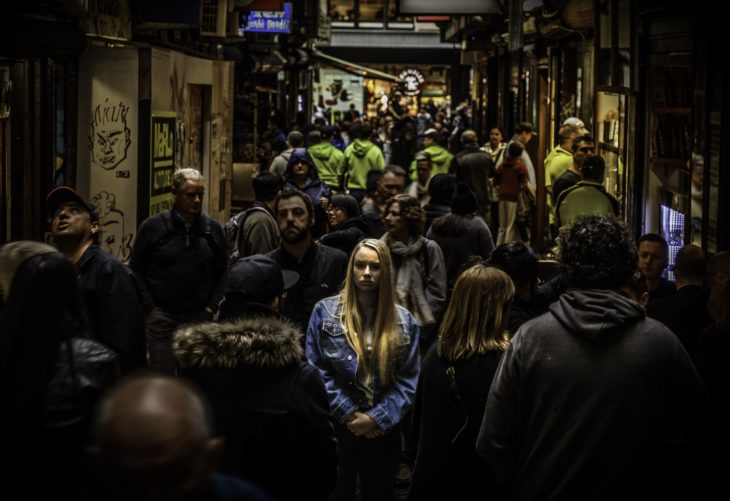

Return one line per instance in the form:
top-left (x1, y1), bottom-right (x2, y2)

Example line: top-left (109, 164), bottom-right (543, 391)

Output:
top-left (398, 68), bottom-right (425, 96)
top-left (242, 2), bottom-right (292, 34)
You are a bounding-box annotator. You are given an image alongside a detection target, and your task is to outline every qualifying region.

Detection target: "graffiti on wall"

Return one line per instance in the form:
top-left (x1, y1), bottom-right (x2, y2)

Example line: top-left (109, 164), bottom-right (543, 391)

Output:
top-left (91, 190), bottom-right (133, 262)
top-left (89, 98), bottom-right (132, 170)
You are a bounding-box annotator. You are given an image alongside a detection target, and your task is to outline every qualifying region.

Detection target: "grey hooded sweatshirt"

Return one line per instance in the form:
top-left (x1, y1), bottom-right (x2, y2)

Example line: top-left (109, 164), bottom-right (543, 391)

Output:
top-left (477, 289), bottom-right (717, 501)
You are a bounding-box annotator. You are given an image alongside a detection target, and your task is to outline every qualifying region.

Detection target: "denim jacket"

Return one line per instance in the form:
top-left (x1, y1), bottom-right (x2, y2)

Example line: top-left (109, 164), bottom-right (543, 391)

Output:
top-left (305, 294), bottom-right (420, 432)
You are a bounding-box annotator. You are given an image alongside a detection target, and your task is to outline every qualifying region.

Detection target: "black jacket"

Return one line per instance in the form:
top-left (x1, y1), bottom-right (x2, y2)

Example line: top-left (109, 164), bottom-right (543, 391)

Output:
top-left (410, 345), bottom-right (505, 500)
top-left (646, 284), bottom-right (713, 361)
top-left (319, 217), bottom-right (367, 257)
top-left (130, 208), bottom-right (228, 314)
top-left (267, 242), bottom-right (348, 332)
top-left (449, 144), bottom-right (496, 207)
top-left (174, 309), bottom-right (337, 501)
top-left (77, 244), bottom-right (146, 372)
top-left (3, 338), bottom-right (119, 498)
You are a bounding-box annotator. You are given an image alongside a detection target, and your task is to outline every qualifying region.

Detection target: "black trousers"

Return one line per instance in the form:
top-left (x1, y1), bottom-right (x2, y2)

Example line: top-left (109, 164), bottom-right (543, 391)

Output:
top-left (145, 307), bottom-right (211, 374)
top-left (330, 422), bottom-right (401, 501)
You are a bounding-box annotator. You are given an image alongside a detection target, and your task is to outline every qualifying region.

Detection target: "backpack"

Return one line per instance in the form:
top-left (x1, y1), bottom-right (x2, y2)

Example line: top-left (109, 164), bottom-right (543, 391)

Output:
top-left (223, 206), bottom-right (270, 264)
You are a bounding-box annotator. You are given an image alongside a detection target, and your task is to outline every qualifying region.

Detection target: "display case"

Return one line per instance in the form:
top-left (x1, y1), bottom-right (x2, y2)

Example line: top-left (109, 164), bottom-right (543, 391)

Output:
top-left (594, 88), bottom-right (631, 213)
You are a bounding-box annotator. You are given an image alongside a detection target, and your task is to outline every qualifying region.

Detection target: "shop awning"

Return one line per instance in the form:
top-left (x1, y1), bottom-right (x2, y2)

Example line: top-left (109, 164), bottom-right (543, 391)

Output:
top-left (311, 50), bottom-right (399, 82)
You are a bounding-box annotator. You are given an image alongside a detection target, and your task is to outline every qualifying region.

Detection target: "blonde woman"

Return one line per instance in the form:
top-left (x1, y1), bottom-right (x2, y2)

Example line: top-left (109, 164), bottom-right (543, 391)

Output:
top-left (409, 264), bottom-right (513, 501)
top-left (306, 238), bottom-right (420, 501)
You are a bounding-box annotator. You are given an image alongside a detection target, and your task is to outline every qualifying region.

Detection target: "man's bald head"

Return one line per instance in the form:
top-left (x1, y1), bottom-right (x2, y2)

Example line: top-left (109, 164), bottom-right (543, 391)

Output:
top-left (92, 377), bottom-right (222, 500)
top-left (461, 129), bottom-right (478, 146)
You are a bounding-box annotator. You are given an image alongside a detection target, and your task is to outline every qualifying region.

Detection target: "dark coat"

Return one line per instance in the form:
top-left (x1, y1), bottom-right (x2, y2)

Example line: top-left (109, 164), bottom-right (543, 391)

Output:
top-left (646, 284), bottom-right (713, 361)
top-left (427, 214), bottom-right (495, 291)
top-left (648, 277), bottom-right (676, 303)
top-left (129, 208), bottom-right (228, 314)
top-left (267, 242), bottom-right (348, 332)
top-left (3, 338), bottom-right (119, 498)
top-left (319, 217), bottom-right (367, 257)
top-left (449, 144), bottom-right (496, 208)
top-left (174, 310), bottom-right (337, 501)
top-left (410, 345), bottom-right (505, 500)
top-left (76, 244), bottom-right (146, 372)
top-left (478, 289), bottom-right (718, 500)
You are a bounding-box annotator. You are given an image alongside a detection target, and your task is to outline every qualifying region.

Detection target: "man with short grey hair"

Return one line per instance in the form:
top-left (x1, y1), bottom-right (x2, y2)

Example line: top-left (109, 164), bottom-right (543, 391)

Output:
top-left (130, 168), bottom-right (228, 374)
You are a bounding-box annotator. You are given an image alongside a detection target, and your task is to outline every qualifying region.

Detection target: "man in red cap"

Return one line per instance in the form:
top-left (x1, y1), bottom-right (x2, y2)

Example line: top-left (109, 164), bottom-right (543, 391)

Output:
top-left (47, 186), bottom-right (146, 372)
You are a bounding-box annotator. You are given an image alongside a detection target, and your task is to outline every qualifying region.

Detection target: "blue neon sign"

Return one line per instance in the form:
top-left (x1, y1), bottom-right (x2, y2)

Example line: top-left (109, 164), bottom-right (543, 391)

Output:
top-left (242, 3), bottom-right (292, 34)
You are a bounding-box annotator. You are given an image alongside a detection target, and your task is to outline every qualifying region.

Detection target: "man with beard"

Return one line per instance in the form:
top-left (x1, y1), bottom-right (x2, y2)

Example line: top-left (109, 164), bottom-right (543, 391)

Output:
top-left (267, 187), bottom-right (348, 332)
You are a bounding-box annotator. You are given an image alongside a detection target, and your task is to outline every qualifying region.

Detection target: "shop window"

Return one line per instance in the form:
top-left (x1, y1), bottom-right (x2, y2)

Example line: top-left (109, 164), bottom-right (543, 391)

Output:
top-left (329, 0), bottom-right (355, 25)
top-left (329, 0), bottom-right (412, 29)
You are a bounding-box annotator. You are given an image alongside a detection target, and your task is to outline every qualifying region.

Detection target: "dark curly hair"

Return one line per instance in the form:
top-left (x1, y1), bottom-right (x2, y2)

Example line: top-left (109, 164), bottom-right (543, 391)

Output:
top-left (385, 194), bottom-right (425, 237)
top-left (558, 215), bottom-right (637, 290)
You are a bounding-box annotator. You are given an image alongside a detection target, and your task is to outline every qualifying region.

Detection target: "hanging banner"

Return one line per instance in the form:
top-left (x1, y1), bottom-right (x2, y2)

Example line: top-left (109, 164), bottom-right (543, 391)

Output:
top-left (150, 111), bottom-right (176, 216)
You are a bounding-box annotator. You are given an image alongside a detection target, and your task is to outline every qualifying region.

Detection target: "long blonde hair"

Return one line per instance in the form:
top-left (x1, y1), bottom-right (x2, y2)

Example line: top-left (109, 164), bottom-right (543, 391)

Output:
top-left (340, 239), bottom-right (400, 383)
top-left (438, 264), bottom-right (514, 361)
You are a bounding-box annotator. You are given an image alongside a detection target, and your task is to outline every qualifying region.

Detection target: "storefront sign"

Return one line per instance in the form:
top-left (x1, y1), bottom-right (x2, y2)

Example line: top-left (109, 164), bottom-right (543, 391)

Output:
top-left (398, 68), bottom-right (425, 96)
top-left (242, 2), bottom-right (292, 34)
top-left (150, 112), bottom-right (176, 216)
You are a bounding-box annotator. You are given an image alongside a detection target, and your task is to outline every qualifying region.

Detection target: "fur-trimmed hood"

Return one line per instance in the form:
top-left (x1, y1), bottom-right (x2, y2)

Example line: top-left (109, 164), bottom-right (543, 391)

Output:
top-left (174, 315), bottom-right (304, 369)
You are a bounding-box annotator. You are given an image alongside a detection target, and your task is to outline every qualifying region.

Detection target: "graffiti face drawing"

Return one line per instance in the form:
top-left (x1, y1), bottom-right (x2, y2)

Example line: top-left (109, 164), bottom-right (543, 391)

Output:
top-left (91, 190), bottom-right (134, 262)
top-left (89, 99), bottom-right (131, 170)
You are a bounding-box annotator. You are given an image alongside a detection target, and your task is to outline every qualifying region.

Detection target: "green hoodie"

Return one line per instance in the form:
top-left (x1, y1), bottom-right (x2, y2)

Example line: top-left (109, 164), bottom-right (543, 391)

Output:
top-left (410, 145), bottom-right (453, 180)
top-left (308, 142), bottom-right (345, 189)
top-left (344, 139), bottom-right (385, 190)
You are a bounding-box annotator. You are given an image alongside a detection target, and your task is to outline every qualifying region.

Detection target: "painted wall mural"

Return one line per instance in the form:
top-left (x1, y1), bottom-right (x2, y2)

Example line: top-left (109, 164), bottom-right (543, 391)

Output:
top-left (77, 46), bottom-right (139, 263)
top-left (89, 98), bottom-right (132, 170)
top-left (91, 190), bottom-right (133, 261)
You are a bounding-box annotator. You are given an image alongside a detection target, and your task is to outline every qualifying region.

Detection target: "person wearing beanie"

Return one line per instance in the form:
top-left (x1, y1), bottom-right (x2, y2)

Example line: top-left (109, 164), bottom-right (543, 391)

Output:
top-left (427, 183), bottom-right (495, 293)
top-left (284, 148), bottom-right (332, 238)
top-left (174, 255), bottom-right (337, 500)
top-left (47, 186), bottom-right (146, 373)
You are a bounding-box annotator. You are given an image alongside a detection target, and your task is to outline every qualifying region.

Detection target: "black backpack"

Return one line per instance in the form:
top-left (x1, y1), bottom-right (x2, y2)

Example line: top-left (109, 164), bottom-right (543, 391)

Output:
top-left (223, 206), bottom-right (270, 264)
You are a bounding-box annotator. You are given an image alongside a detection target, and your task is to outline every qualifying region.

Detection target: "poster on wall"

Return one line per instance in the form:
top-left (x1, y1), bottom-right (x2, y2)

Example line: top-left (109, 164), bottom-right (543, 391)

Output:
top-left (150, 112), bottom-right (176, 216)
top-left (313, 69), bottom-right (364, 123)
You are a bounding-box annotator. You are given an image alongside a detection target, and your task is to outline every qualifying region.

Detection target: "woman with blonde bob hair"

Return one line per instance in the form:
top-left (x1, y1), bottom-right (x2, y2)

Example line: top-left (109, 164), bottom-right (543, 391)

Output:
top-left (409, 263), bottom-right (513, 501)
top-left (306, 238), bottom-right (420, 501)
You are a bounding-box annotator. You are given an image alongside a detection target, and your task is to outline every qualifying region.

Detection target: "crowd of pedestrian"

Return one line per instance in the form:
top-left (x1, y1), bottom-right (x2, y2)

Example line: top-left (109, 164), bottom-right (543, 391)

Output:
top-left (0, 102), bottom-right (728, 500)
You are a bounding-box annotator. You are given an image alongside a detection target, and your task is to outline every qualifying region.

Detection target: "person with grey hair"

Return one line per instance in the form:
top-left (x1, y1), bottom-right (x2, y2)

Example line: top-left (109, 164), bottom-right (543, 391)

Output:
top-left (91, 376), bottom-right (266, 500)
top-left (477, 215), bottom-right (718, 500)
top-left (130, 168), bottom-right (228, 374)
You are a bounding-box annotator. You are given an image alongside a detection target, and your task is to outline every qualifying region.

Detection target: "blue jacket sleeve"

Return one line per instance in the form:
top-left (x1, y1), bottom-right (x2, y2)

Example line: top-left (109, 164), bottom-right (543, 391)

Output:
top-left (366, 311), bottom-right (421, 432)
top-left (305, 302), bottom-right (359, 425)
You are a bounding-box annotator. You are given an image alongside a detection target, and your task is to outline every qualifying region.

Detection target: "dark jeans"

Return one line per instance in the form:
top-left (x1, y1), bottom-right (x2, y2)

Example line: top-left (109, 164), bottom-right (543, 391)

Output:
top-left (330, 422), bottom-right (401, 501)
top-left (145, 307), bottom-right (211, 375)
